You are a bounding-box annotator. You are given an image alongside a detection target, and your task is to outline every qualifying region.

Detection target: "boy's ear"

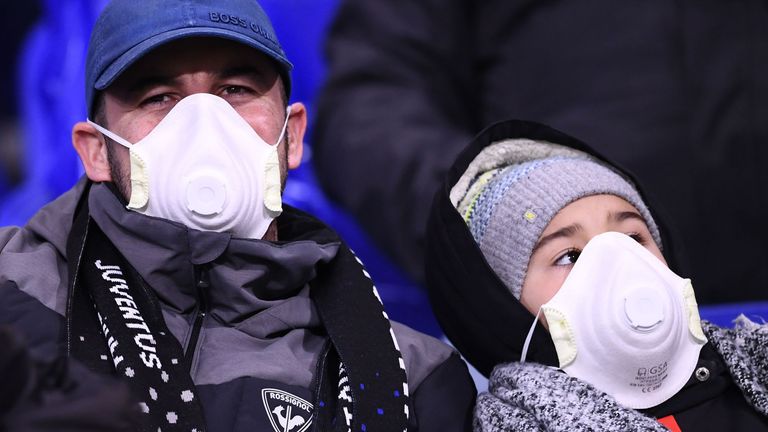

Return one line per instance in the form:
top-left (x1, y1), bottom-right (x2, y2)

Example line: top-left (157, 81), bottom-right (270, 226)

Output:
top-left (285, 102), bottom-right (306, 170)
top-left (72, 121), bottom-right (112, 182)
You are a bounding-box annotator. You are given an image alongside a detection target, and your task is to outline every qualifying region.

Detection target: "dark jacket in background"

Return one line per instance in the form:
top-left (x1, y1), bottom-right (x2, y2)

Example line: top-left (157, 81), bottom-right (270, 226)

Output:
top-left (312, 0), bottom-right (768, 303)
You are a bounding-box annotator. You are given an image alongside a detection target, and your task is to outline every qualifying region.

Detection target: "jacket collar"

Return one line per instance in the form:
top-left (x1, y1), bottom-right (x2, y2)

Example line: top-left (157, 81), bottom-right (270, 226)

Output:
top-left (87, 183), bottom-right (340, 333)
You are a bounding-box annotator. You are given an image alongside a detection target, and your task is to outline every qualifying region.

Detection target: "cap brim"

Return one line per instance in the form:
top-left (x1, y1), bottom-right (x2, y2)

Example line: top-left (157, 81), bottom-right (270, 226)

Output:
top-left (94, 27), bottom-right (293, 91)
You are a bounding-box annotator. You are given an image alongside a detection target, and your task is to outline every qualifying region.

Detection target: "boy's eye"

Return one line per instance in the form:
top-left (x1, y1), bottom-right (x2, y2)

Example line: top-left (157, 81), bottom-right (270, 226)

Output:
top-left (554, 249), bottom-right (581, 266)
top-left (627, 232), bottom-right (645, 244)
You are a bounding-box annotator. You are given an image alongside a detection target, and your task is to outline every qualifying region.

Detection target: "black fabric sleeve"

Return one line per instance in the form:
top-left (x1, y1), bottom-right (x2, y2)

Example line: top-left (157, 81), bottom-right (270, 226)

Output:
top-left (0, 326), bottom-right (138, 431)
top-left (411, 353), bottom-right (476, 432)
top-left (0, 281), bottom-right (64, 360)
top-left (311, 0), bottom-right (477, 281)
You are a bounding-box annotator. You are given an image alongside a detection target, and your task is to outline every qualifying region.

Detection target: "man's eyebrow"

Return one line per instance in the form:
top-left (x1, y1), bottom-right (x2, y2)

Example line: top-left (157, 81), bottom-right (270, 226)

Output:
top-left (609, 210), bottom-right (645, 224)
top-left (122, 75), bottom-right (178, 96)
top-left (218, 65), bottom-right (268, 81)
top-left (531, 223), bottom-right (582, 255)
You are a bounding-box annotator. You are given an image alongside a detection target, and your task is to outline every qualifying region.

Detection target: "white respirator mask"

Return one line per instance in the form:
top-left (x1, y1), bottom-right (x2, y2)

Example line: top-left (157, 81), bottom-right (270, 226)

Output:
top-left (89, 93), bottom-right (290, 239)
top-left (521, 231), bottom-right (707, 409)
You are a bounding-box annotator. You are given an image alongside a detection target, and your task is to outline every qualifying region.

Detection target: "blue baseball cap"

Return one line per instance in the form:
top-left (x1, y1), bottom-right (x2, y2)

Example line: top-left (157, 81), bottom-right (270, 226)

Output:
top-left (85, 0), bottom-right (293, 116)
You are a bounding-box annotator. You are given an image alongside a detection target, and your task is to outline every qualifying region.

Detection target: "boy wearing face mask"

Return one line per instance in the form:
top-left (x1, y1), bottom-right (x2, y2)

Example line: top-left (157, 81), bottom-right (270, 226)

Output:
top-left (426, 120), bottom-right (768, 431)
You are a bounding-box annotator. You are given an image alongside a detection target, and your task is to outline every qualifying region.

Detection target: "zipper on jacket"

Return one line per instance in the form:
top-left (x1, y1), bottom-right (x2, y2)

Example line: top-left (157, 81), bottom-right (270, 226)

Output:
top-left (184, 264), bottom-right (210, 373)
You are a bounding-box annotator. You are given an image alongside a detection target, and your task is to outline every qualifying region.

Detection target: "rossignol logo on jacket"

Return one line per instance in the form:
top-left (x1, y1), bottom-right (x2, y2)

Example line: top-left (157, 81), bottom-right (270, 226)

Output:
top-left (262, 388), bottom-right (313, 432)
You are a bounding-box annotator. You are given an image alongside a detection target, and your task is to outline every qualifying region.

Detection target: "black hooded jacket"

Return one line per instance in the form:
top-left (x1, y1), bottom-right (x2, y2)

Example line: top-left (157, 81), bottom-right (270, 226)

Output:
top-left (425, 120), bottom-right (768, 430)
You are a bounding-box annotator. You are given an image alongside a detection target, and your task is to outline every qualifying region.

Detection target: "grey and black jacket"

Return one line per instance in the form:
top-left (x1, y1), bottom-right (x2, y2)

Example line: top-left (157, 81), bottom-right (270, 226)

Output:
top-left (0, 179), bottom-right (476, 431)
top-left (425, 120), bottom-right (768, 431)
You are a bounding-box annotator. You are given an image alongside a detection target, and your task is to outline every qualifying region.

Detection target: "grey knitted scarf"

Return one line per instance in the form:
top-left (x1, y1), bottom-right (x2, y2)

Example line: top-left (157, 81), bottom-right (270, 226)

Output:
top-left (475, 319), bottom-right (768, 431)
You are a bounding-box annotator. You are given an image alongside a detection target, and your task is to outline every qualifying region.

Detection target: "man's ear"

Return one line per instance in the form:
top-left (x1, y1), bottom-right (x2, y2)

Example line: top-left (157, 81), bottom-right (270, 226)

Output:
top-left (72, 121), bottom-right (112, 182)
top-left (285, 102), bottom-right (306, 170)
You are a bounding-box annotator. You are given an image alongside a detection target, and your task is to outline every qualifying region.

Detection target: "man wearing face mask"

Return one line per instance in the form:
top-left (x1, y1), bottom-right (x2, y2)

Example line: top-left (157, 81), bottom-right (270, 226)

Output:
top-left (0, 1), bottom-right (476, 431)
top-left (426, 120), bottom-right (768, 431)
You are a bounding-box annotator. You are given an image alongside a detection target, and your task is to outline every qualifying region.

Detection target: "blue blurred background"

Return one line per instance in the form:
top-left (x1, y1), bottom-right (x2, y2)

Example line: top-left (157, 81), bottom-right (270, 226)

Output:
top-left (0, 0), bottom-right (765, 343)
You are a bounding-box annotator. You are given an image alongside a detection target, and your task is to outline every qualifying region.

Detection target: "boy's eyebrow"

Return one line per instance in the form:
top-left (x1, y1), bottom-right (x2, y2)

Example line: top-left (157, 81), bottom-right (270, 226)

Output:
top-left (530, 211), bottom-right (645, 256)
top-left (608, 210), bottom-right (645, 224)
top-left (531, 223), bottom-right (582, 255)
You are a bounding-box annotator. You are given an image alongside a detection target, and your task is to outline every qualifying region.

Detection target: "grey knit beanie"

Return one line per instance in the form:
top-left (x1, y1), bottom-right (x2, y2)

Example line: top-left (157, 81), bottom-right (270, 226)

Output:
top-left (451, 139), bottom-right (662, 300)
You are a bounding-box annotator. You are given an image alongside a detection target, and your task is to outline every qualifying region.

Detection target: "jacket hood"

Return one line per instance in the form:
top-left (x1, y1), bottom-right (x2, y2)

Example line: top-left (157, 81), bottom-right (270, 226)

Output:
top-left (425, 120), bottom-right (678, 377)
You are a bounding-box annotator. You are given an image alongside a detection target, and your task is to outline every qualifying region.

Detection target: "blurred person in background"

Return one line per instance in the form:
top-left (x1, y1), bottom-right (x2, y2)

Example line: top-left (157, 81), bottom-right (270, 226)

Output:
top-left (312, 0), bottom-right (768, 304)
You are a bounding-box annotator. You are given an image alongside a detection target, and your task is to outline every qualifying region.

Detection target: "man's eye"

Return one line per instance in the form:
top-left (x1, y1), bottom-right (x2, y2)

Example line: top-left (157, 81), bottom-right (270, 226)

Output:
top-left (141, 94), bottom-right (172, 106)
top-left (554, 249), bottom-right (581, 266)
top-left (223, 85), bottom-right (249, 95)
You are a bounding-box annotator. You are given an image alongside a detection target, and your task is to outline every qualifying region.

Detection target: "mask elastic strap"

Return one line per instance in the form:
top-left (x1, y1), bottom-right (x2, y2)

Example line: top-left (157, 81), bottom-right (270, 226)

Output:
top-left (274, 106), bottom-right (292, 146)
top-left (87, 119), bottom-right (133, 149)
top-left (520, 308), bottom-right (543, 363)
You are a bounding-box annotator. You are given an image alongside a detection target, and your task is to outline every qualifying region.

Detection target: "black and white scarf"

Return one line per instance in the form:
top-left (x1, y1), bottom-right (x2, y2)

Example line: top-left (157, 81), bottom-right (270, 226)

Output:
top-left (65, 183), bottom-right (411, 431)
top-left (67, 206), bottom-right (206, 431)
